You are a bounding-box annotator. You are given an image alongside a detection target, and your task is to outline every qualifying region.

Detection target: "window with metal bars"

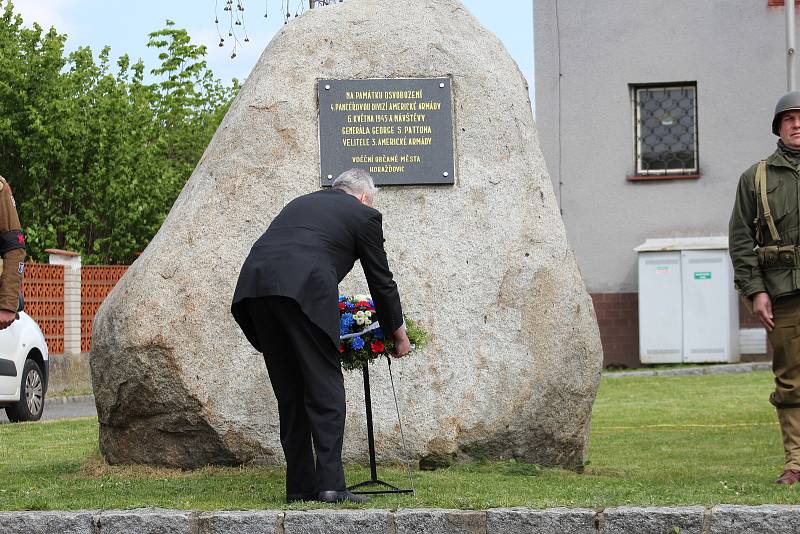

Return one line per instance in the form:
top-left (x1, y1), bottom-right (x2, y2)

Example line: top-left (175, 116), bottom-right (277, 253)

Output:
top-left (632, 83), bottom-right (698, 176)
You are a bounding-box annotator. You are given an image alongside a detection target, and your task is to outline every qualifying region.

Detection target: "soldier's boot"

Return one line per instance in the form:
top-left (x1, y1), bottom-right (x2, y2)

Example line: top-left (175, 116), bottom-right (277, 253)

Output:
top-left (776, 408), bottom-right (800, 484)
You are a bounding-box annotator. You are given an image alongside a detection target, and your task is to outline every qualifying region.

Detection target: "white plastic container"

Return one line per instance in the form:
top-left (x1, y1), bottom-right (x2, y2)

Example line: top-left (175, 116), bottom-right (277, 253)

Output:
top-left (635, 237), bottom-right (740, 364)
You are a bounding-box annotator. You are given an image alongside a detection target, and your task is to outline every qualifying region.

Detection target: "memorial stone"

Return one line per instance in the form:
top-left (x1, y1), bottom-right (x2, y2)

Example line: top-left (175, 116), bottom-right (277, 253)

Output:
top-left (90, 0), bottom-right (603, 470)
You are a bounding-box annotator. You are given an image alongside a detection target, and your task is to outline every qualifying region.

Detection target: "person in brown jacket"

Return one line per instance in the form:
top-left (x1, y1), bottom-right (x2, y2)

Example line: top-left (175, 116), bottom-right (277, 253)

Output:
top-left (0, 175), bottom-right (26, 330)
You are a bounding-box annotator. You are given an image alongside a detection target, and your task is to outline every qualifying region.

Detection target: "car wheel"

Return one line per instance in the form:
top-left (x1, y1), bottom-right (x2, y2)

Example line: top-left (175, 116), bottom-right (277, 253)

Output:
top-left (5, 359), bottom-right (45, 422)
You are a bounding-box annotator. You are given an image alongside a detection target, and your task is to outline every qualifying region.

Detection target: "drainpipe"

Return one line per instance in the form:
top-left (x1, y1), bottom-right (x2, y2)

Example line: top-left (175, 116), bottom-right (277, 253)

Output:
top-left (788, 0), bottom-right (796, 91)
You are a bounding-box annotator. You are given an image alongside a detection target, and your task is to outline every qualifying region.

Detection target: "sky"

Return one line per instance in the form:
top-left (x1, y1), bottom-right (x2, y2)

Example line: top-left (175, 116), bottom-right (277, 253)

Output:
top-left (9, 0), bottom-right (534, 103)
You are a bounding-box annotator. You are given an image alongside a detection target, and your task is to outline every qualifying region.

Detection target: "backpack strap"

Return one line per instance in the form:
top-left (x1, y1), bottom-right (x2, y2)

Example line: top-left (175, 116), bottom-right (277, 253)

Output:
top-left (756, 160), bottom-right (782, 243)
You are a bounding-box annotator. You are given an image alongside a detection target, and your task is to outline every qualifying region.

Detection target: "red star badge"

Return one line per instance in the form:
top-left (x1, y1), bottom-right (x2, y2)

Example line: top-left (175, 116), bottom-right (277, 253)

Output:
top-left (17, 234), bottom-right (24, 245)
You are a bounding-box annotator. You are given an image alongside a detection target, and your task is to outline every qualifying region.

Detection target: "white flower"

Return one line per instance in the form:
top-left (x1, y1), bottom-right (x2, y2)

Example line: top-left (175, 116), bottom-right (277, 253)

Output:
top-left (354, 311), bottom-right (367, 325)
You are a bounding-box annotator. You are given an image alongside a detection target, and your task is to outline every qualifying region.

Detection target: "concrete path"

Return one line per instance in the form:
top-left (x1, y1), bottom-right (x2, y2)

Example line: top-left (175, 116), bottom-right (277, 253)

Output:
top-left (0, 362), bottom-right (772, 424)
top-left (603, 361), bottom-right (771, 378)
top-left (0, 361), bottom-right (771, 425)
top-left (0, 394), bottom-right (96, 424)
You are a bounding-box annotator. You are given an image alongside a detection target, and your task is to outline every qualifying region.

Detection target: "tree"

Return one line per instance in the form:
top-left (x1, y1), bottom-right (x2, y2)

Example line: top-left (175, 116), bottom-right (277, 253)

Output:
top-left (0, 1), bottom-right (238, 264)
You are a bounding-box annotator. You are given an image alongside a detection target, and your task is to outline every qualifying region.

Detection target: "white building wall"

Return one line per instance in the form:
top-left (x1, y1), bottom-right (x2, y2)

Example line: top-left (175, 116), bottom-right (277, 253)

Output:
top-left (534, 0), bottom-right (789, 292)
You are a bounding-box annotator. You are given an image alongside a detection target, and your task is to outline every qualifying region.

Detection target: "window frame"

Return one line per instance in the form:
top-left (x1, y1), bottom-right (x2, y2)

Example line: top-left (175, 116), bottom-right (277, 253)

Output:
top-left (630, 82), bottom-right (700, 180)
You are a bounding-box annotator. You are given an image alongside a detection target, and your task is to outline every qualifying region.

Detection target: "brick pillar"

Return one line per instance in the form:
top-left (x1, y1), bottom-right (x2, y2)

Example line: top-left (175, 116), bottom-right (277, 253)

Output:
top-left (590, 292), bottom-right (640, 368)
top-left (46, 249), bottom-right (81, 356)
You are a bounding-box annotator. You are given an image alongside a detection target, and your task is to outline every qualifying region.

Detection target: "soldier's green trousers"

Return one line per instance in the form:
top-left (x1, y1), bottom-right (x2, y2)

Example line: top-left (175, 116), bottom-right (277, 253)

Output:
top-left (768, 293), bottom-right (800, 470)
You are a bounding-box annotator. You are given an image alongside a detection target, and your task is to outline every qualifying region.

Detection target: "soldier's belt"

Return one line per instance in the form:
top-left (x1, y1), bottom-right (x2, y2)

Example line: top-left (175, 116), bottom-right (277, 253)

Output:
top-left (757, 244), bottom-right (800, 268)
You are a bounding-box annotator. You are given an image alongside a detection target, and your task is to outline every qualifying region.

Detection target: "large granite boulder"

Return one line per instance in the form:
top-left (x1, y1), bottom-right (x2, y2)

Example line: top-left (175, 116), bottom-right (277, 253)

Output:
top-left (90, 0), bottom-right (603, 470)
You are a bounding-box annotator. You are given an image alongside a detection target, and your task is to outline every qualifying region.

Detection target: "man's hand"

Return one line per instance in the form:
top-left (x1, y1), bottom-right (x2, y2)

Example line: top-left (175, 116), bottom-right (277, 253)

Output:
top-left (391, 325), bottom-right (411, 357)
top-left (0, 309), bottom-right (16, 330)
top-left (752, 292), bottom-right (775, 332)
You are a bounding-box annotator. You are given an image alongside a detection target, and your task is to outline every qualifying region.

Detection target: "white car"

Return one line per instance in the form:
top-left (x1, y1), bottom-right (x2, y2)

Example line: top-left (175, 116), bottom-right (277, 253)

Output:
top-left (0, 298), bottom-right (48, 422)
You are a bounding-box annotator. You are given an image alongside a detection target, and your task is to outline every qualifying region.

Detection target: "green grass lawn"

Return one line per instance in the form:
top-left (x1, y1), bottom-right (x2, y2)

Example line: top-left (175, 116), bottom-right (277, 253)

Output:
top-left (0, 370), bottom-right (797, 511)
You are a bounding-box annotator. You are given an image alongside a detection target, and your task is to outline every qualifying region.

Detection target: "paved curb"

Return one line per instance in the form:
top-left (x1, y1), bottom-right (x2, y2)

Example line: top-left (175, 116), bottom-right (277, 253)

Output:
top-left (44, 394), bottom-right (94, 406)
top-left (603, 361), bottom-right (771, 378)
top-left (1, 506), bottom-right (798, 533)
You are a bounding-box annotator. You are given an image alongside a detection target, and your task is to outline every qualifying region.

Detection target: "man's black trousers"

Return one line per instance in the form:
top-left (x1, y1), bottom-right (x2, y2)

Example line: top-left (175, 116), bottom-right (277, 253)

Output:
top-left (246, 296), bottom-right (346, 495)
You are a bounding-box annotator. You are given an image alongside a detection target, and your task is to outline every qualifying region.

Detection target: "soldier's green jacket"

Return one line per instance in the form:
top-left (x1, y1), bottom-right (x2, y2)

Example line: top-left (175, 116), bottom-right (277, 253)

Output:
top-left (729, 148), bottom-right (800, 300)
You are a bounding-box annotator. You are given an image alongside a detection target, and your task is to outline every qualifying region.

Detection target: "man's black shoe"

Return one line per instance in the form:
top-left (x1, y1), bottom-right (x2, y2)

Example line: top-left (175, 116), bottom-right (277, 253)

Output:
top-left (317, 490), bottom-right (368, 504)
top-left (286, 492), bottom-right (318, 503)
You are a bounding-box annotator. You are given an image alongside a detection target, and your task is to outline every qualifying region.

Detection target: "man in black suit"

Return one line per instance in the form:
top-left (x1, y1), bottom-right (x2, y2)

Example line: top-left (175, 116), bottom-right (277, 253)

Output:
top-left (231, 168), bottom-right (411, 504)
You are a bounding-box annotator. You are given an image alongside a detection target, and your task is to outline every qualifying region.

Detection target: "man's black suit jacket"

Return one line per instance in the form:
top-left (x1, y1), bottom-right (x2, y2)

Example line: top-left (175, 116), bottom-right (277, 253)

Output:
top-left (231, 188), bottom-right (404, 351)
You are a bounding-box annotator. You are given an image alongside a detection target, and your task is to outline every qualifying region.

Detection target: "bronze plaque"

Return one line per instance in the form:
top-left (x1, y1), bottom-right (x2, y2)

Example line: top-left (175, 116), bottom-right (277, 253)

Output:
top-left (318, 77), bottom-right (454, 186)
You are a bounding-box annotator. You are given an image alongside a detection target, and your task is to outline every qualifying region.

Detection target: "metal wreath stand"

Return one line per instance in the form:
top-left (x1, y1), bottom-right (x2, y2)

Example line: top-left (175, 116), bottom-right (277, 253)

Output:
top-left (341, 324), bottom-right (415, 495)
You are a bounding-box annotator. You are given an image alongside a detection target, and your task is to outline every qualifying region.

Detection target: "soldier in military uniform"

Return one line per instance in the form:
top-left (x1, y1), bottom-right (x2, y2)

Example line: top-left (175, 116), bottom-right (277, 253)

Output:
top-left (730, 91), bottom-right (800, 485)
top-left (0, 175), bottom-right (25, 330)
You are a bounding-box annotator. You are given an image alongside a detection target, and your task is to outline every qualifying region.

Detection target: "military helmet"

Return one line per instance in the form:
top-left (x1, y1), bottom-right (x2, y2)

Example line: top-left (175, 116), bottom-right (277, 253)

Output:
top-left (772, 91), bottom-right (800, 135)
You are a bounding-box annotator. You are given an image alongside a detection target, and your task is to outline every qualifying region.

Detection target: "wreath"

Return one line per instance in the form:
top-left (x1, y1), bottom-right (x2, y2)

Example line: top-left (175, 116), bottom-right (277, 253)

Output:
top-left (338, 294), bottom-right (427, 370)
